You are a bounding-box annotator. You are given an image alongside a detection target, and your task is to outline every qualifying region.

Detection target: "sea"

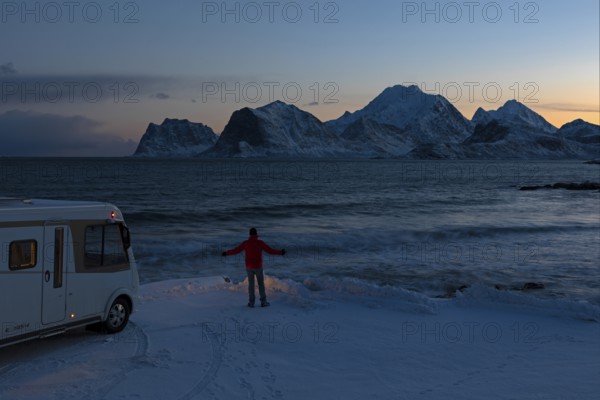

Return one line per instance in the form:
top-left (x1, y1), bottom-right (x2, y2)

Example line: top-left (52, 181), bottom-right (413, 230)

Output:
top-left (2, 158), bottom-right (599, 306)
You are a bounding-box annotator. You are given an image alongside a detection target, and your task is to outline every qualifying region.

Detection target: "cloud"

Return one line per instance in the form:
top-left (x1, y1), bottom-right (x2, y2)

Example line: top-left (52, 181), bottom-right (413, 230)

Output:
top-left (535, 103), bottom-right (600, 113)
top-left (304, 101), bottom-right (319, 107)
top-left (0, 110), bottom-right (137, 157)
top-left (154, 92), bottom-right (170, 100)
top-left (0, 73), bottom-right (303, 107)
top-left (0, 62), bottom-right (17, 75)
top-left (0, 74), bottom-right (174, 105)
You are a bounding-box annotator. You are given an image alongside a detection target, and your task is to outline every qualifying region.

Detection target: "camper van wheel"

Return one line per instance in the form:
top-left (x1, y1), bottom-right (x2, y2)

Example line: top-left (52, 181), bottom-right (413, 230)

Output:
top-left (104, 297), bottom-right (130, 334)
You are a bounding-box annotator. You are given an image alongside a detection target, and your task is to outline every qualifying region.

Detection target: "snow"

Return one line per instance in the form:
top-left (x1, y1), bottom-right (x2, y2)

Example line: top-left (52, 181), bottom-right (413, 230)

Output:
top-left (134, 119), bottom-right (218, 157)
top-left (471, 107), bottom-right (493, 126)
top-left (558, 119), bottom-right (600, 146)
top-left (328, 85), bottom-right (442, 131)
top-left (413, 100), bottom-right (599, 160)
top-left (488, 100), bottom-right (557, 133)
top-left (131, 86), bottom-right (597, 159)
top-left (328, 84), bottom-right (473, 147)
top-left (1, 276), bottom-right (598, 400)
top-left (209, 102), bottom-right (345, 158)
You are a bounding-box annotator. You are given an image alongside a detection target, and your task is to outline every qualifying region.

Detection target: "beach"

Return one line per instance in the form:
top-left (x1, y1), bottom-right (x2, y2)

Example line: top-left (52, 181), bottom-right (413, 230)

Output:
top-left (1, 276), bottom-right (598, 400)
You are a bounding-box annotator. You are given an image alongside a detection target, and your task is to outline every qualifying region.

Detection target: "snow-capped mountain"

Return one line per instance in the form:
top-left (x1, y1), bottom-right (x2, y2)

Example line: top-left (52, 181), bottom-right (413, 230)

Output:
top-left (557, 119), bottom-right (600, 144)
top-left (464, 101), bottom-right (588, 158)
top-left (418, 100), bottom-right (585, 159)
top-left (131, 85), bottom-right (597, 159)
top-left (134, 118), bottom-right (218, 157)
top-left (206, 101), bottom-right (344, 157)
top-left (328, 85), bottom-right (473, 152)
top-left (408, 100), bottom-right (597, 159)
top-left (471, 100), bottom-right (557, 134)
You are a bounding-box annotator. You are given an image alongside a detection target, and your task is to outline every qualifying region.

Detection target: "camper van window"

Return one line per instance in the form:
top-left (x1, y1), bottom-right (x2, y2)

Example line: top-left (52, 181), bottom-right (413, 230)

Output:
top-left (84, 224), bottom-right (128, 268)
top-left (9, 240), bottom-right (38, 270)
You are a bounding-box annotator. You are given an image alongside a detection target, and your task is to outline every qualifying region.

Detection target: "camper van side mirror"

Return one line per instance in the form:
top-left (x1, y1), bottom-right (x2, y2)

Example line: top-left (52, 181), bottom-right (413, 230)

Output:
top-left (121, 225), bottom-right (131, 250)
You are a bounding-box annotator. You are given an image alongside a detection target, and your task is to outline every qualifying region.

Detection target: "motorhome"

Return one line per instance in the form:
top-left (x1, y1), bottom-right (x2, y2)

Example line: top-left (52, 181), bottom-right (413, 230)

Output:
top-left (0, 198), bottom-right (139, 347)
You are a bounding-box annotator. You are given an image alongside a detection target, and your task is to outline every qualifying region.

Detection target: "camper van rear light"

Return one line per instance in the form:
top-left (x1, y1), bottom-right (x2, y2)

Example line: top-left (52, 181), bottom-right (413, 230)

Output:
top-left (110, 211), bottom-right (116, 219)
top-left (70, 313), bottom-right (75, 319)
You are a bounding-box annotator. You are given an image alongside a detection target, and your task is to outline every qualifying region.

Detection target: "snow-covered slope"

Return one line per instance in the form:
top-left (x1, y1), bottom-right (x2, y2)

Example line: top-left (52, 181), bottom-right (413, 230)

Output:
top-left (206, 101), bottom-right (344, 157)
top-left (409, 101), bottom-right (598, 159)
top-left (328, 85), bottom-right (473, 154)
top-left (557, 119), bottom-right (600, 144)
top-left (339, 117), bottom-right (416, 157)
top-left (134, 118), bottom-right (218, 157)
top-left (472, 100), bottom-right (557, 134)
top-left (462, 101), bottom-right (590, 159)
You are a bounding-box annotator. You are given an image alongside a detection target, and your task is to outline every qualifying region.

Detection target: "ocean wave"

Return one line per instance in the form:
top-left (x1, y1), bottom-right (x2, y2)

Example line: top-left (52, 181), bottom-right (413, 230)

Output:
top-left (422, 224), bottom-right (600, 241)
top-left (131, 221), bottom-right (599, 252)
top-left (132, 228), bottom-right (599, 307)
top-left (125, 200), bottom-right (382, 225)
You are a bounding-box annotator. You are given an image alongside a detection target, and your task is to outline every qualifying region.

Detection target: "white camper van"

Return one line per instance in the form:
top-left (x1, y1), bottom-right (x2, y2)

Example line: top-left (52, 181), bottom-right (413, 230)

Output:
top-left (0, 198), bottom-right (139, 347)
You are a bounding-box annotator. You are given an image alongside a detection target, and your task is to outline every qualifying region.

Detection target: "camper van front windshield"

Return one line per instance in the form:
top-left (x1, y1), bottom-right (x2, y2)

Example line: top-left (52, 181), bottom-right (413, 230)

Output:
top-left (84, 224), bottom-right (129, 268)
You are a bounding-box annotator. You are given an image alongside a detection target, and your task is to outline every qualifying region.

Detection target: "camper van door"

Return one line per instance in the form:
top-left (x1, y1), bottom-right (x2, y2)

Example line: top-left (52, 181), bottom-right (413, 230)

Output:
top-left (42, 225), bottom-right (68, 325)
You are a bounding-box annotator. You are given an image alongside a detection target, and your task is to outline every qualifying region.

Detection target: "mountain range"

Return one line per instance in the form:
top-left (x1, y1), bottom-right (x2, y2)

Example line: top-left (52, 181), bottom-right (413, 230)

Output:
top-left (133, 85), bottom-right (599, 159)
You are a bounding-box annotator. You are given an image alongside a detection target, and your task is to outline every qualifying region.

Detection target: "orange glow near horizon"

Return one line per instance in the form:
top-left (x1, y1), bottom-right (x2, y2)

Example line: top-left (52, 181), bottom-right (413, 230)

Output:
top-left (452, 102), bottom-right (600, 129)
top-left (538, 110), bottom-right (600, 128)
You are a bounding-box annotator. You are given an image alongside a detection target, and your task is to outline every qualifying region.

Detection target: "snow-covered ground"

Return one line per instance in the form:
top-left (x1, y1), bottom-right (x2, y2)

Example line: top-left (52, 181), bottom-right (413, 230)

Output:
top-left (1, 276), bottom-right (599, 400)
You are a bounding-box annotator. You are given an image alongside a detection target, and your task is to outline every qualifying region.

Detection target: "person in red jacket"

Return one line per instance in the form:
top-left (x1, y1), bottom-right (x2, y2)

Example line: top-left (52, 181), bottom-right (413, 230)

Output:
top-left (222, 228), bottom-right (285, 308)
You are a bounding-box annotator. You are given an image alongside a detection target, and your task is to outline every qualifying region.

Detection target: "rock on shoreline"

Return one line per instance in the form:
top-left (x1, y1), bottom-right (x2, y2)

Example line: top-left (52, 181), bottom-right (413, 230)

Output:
top-left (520, 182), bottom-right (600, 191)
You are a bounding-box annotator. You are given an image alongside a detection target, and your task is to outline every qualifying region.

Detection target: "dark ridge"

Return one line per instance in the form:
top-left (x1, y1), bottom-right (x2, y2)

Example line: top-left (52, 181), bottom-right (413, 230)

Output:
top-left (520, 182), bottom-right (600, 191)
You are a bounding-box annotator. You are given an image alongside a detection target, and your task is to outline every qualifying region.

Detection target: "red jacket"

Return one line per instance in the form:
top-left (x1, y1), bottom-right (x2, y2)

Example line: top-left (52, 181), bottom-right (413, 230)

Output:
top-left (225, 235), bottom-right (283, 269)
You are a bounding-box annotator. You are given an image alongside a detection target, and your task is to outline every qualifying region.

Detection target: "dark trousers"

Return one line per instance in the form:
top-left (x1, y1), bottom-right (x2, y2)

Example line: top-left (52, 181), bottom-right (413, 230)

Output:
top-left (247, 268), bottom-right (266, 304)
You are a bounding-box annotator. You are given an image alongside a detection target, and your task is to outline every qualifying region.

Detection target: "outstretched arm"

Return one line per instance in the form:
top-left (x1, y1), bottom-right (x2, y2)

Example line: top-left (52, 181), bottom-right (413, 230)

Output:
top-left (223, 241), bottom-right (247, 256)
top-left (261, 241), bottom-right (285, 256)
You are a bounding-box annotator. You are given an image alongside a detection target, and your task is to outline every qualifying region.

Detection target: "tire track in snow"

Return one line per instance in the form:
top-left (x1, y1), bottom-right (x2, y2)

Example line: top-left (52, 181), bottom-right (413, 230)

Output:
top-left (0, 362), bottom-right (25, 393)
top-left (0, 334), bottom-right (94, 396)
top-left (89, 321), bottom-right (150, 400)
top-left (0, 322), bottom-right (150, 400)
top-left (177, 321), bottom-right (225, 400)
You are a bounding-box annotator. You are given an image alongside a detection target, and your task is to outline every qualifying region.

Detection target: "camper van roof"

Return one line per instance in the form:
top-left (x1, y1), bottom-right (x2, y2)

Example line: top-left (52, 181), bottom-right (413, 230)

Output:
top-left (0, 198), bottom-right (124, 222)
top-left (0, 198), bottom-right (105, 207)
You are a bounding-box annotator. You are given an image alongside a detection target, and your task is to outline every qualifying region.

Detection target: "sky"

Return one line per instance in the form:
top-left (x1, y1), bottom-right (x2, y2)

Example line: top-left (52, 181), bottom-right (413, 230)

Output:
top-left (0, 0), bottom-right (598, 156)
